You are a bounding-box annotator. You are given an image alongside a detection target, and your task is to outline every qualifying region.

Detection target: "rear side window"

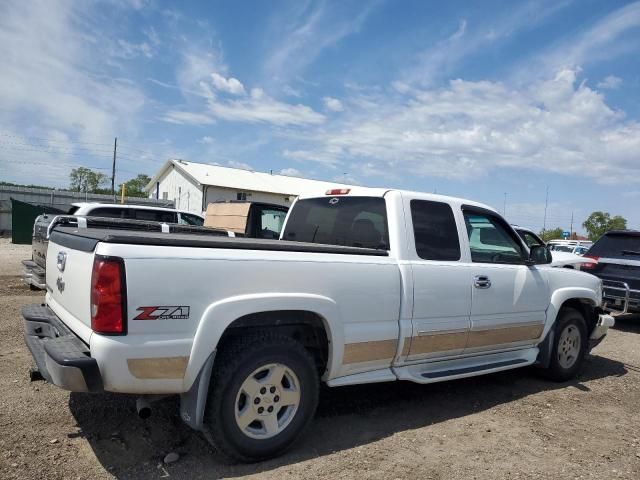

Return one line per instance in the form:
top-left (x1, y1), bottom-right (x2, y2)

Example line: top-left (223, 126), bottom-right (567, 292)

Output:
top-left (89, 207), bottom-right (128, 219)
top-left (282, 197), bottom-right (389, 249)
top-left (132, 209), bottom-right (177, 223)
top-left (588, 233), bottom-right (640, 258)
top-left (179, 213), bottom-right (204, 226)
top-left (410, 200), bottom-right (460, 260)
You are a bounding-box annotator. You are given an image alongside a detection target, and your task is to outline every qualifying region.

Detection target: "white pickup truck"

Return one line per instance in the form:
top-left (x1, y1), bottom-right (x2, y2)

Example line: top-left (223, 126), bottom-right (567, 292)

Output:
top-left (23, 187), bottom-right (614, 462)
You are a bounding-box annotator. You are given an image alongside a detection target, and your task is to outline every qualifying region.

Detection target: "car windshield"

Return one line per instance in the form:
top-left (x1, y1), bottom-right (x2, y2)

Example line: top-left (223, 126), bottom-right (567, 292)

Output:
top-left (282, 197), bottom-right (389, 250)
top-left (553, 245), bottom-right (574, 252)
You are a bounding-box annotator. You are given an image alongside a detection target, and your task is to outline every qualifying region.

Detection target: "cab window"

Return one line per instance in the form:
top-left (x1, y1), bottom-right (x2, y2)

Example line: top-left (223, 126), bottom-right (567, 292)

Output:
top-left (464, 210), bottom-right (526, 264)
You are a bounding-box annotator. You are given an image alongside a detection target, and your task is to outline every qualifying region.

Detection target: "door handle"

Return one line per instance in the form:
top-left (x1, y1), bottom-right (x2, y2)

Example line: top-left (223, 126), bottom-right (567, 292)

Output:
top-left (474, 275), bottom-right (491, 289)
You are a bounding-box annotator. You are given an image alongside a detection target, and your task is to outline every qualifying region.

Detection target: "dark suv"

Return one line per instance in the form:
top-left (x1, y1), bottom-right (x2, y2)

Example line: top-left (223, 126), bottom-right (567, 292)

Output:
top-left (581, 230), bottom-right (640, 314)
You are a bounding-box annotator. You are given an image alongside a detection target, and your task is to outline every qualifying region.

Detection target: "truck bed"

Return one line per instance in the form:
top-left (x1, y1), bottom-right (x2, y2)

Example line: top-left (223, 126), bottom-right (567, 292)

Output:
top-left (50, 226), bottom-right (389, 256)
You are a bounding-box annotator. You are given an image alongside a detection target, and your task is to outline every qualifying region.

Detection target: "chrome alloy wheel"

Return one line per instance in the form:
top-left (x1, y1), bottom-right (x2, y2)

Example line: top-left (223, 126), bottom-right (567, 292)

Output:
top-left (234, 363), bottom-right (301, 439)
top-left (557, 324), bottom-right (581, 369)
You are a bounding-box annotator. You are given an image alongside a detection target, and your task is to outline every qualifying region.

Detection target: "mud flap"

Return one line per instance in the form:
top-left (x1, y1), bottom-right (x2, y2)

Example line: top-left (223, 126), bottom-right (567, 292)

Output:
top-left (179, 351), bottom-right (216, 431)
top-left (534, 328), bottom-right (554, 369)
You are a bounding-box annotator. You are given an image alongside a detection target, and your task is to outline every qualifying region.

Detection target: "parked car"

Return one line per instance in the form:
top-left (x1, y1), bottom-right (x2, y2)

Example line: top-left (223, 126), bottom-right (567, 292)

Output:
top-left (580, 230), bottom-right (640, 314)
top-left (23, 187), bottom-right (613, 461)
top-left (203, 201), bottom-right (288, 239)
top-left (512, 226), bottom-right (590, 269)
top-left (548, 239), bottom-right (593, 252)
top-left (22, 203), bottom-right (205, 290)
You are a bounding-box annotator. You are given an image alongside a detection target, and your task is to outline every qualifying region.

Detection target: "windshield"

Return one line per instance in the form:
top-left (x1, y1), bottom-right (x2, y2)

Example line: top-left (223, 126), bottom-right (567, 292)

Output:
top-left (553, 245), bottom-right (574, 252)
top-left (282, 197), bottom-right (389, 250)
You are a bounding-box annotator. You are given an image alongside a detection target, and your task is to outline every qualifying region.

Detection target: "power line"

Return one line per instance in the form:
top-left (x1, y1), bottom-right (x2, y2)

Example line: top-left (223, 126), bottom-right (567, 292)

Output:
top-left (0, 133), bottom-right (113, 147)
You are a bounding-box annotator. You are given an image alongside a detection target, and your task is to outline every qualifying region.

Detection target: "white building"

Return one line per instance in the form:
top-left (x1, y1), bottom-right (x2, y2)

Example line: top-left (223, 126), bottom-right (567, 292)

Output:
top-left (146, 159), bottom-right (353, 214)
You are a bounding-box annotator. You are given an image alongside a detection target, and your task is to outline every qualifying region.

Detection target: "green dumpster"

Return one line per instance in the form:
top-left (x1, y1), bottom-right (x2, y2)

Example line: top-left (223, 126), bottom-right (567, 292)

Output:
top-left (10, 198), bottom-right (65, 244)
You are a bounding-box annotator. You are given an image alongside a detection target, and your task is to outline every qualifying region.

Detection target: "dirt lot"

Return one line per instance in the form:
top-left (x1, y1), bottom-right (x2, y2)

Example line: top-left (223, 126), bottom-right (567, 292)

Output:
top-left (0, 237), bottom-right (639, 479)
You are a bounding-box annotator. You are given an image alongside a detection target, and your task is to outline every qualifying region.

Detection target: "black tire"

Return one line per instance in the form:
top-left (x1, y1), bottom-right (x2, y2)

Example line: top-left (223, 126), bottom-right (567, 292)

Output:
top-left (541, 307), bottom-right (588, 382)
top-left (203, 333), bottom-right (319, 462)
top-left (29, 284), bottom-right (39, 291)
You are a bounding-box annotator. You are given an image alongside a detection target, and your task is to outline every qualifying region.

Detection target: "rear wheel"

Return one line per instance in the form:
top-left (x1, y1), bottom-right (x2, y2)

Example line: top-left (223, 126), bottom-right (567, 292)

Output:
top-left (203, 333), bottom-right (319, 462)
top-left (542, 307), bottom-right (588, 381)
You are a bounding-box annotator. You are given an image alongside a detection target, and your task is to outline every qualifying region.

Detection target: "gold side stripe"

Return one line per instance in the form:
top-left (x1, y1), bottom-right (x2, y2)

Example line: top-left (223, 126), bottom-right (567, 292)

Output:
top-left (409, 331), bottom-right (468, 355)
top-left (127, 356), bottom-right (189, 379)
top-left (466, 324), bottom-right (544, 348)
top-left (401, 337), bottom-right (411, 357)
top-left (343, 339), bottom-right (397, 364)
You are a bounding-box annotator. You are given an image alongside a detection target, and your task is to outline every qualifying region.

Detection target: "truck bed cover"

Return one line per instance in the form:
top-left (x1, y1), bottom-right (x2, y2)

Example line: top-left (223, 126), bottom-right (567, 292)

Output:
top-left (50, 226), bottom-right (389, 256)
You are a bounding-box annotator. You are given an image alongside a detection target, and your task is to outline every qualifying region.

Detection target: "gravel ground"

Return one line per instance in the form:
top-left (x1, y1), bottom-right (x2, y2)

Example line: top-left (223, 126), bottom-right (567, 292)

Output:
top-left (0, 237), bottom-right (639, 479)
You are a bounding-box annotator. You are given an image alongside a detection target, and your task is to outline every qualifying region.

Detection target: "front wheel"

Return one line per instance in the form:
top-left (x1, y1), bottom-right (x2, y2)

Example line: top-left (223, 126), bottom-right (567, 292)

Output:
top-left (203, 333), bottom-right (319, 462)
top-left (541, 307), bottom-right (588, 382)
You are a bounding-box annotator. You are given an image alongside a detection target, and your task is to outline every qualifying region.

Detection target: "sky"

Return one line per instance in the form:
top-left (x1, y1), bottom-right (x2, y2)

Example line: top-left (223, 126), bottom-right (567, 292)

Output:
top-left (1, 0), bottom-right (640, 233)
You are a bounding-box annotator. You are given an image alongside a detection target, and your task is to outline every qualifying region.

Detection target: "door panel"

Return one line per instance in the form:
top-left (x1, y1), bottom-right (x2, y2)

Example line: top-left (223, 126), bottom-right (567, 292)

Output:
top-left (409, 263), bottom-right (471, 359)
top-left (462, 208), bottom-right (549, 354)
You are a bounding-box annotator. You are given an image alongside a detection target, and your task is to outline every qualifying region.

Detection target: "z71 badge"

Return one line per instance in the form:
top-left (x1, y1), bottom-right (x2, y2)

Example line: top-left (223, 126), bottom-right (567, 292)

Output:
top-left (134, 306), bottom-right (190, 320)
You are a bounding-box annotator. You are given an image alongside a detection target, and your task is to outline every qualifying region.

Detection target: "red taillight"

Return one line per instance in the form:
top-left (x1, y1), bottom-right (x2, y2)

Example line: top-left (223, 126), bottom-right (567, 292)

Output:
top-left (91, 257), bottom-right (126, 334)
top-left (580, 255), bottom-right (599, 270)
top-left (325, 188), bottom-right (350, 195)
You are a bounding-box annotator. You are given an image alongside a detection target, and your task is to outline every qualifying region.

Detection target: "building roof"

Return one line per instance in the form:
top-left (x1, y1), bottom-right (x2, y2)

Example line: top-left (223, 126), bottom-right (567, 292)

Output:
top-left (146, 159), bottom-right (353, 196)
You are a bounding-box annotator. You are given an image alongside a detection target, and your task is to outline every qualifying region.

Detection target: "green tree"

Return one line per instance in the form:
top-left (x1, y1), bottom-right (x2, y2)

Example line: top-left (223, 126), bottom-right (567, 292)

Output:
top-left (69, 167), bottom-right (108, 193)
top-left (119, 174), bottom-right (151, 198)
top-left (582, 211), bottom-right (627, 241)
top-left (539, 227), bottom-right (564, 242)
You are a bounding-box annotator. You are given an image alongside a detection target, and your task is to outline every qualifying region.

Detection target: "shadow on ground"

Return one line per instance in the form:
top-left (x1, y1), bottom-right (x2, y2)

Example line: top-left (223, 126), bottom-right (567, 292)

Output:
top-left (68, 353), bottom-right (627, 479)
top-left (611, 314), bottom-right (640, 334)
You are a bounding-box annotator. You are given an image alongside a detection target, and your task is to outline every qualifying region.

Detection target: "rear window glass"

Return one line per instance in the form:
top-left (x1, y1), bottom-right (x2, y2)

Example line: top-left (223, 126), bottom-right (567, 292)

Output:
top-left (282, 197), bottom-right (389, 250)
top-left (588, 233), bottom-right (640, 257)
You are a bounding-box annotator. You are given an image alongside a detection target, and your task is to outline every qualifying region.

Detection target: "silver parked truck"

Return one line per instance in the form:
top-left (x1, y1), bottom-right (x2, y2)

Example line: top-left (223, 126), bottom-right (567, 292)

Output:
top-left (22, 203), bottom-right (204, 290)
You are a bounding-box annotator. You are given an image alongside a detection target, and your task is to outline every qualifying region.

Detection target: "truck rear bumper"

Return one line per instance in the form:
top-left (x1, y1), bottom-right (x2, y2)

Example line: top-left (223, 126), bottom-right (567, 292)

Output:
top-left (21, 260), bottom-right (46, 290)
top-left (22, 304), bottom-right (103, 392)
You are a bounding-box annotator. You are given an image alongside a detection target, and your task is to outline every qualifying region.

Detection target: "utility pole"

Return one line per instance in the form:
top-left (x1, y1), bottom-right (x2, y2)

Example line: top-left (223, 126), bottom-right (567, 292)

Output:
top-left (111, 137), bottom-right (117, 197)
top-left (570, 211), bottom-right (574, 239)
top-left (542, 186), bottom-right (549, 234)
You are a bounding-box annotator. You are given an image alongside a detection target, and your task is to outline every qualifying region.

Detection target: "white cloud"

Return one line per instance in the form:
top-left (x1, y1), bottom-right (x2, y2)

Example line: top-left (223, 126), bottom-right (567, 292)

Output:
top-left (282, 85), bottom-right (302, 97)
top-left (227, 160), bottom-right (253, 170)
top-left (597, 75), bottom-right (622, 90)
top-left (279, 167), bottom-right (302, 176)
top-left (115, 39), bottom-right (154, 59)
top-left (176, 49), bottom-right (225, 99)
top-left (263, 1), bottom-right (380, 85)
top-left (404, 2), bottom-right (573, 86)
top-left (287, 68), bottom-right (640, 183)
top-left (199, 135), bottom-right (214, 144)
top-left (210, 73), bottom-right (246, 95)
top-left (323, 96), bottom-right (344, 112)
top-left (518, 2), bottom-right (640, 80)
top-left (163, 72), bottom-right (325, 127)
top-left (161, 111), bottom-right (215, 125)
top-left (0, 0), bottom-right (146, 155)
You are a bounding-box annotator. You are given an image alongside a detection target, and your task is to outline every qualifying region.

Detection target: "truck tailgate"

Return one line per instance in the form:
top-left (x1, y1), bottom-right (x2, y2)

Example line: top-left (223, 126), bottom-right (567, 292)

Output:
top-left (46, 238), bottom-right (94, 343)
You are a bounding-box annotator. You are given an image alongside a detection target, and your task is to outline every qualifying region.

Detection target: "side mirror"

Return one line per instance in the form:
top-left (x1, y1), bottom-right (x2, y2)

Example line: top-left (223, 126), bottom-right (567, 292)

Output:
top-left (527, 244), bottom-right (553, 265)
